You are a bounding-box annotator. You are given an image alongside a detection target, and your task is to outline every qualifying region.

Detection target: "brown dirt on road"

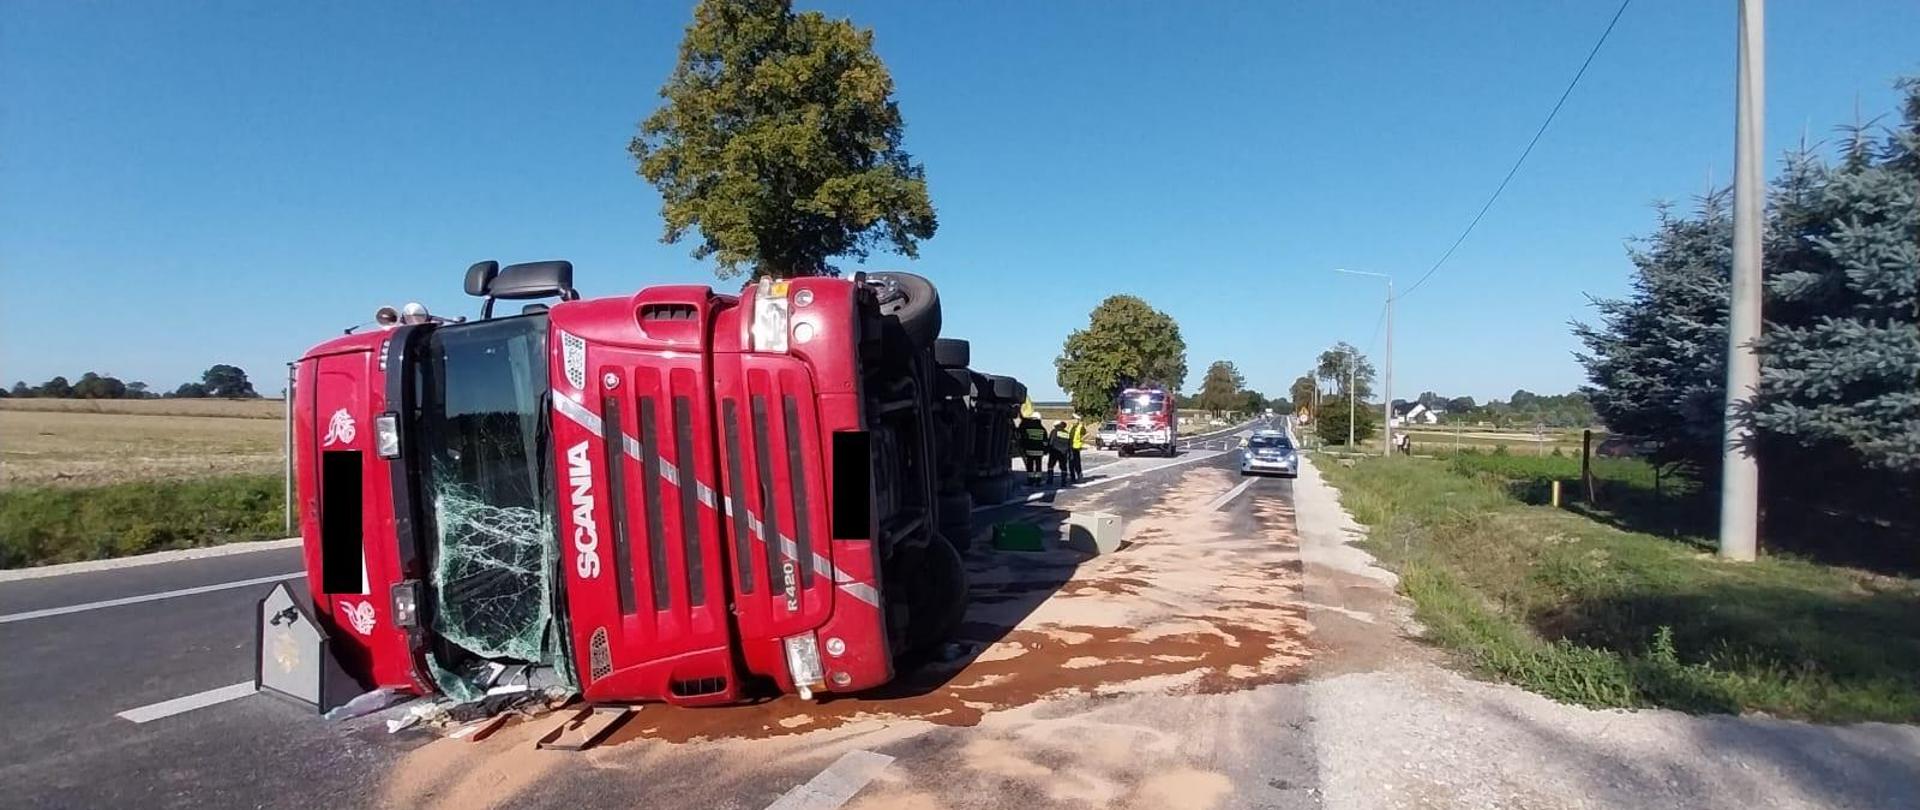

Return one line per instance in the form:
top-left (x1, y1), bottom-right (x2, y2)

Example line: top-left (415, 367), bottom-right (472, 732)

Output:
top-left (382, 464), bottom-right (1316, 807)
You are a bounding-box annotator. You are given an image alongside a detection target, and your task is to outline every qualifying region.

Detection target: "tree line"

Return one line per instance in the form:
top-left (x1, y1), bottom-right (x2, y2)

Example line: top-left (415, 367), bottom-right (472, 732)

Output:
top-left (1574, 75), bottom-right (1918, 554)
top-left (3, 365), bottom-right (261, 400)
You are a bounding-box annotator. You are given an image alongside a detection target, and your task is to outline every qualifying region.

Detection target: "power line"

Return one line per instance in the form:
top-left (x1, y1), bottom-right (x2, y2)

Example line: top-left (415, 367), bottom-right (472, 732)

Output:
top-left (1397, 0), bottom-right (1633, 301)
top-left (1362, 302), bottom-right (1388, 353)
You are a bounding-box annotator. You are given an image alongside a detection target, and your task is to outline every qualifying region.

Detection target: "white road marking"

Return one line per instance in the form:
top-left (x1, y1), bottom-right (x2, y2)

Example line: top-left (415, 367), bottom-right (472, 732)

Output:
top-left (0, 572), bottom-right (305, 624)
top-left (1206, 477), bottom-right (1260, 511)
top-left (765, 749), bottom-right (896, 810)
top-left (116, 681), bottom-right (258, 724)
top-left (973, 448), bottom-right (1231, 513)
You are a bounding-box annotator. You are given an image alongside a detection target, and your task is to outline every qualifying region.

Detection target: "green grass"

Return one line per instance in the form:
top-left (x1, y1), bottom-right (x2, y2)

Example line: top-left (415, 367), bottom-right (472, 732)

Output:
top-left (1321, 457), bottom-right (1920, 722)
top-left (0, 474), bottom-right (290, 568)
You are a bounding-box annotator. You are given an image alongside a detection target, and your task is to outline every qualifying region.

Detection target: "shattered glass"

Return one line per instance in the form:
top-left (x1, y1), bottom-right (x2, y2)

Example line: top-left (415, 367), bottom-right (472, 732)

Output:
top-left (430, 484), bottom-right (553, 663)
top-left (414, 315), bottom-right (575, 702)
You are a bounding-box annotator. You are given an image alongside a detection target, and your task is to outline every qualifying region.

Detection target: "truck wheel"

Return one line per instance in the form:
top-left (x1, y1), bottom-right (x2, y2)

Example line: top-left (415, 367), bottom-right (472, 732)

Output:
top-left (907, 533), bottom-right (969, 653)
top-left (988, 375), bottom-right (1016, 400)
top-left (938, 491), bottom-right (974, 552)
top-left (868, 271), bottom-right (941, 348)
top-left (933, 338), bottom-right (970, 369)
top-left (937, 367), bottom-right (972, 398)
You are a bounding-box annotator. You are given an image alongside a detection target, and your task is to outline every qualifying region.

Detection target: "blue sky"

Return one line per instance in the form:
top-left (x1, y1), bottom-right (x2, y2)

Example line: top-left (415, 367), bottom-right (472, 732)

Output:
top-left (3, 1), bottom-right (1916, 402)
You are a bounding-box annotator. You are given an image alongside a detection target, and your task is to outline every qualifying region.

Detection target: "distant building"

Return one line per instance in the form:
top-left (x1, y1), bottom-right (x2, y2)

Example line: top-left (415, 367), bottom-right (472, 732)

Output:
top-left (1392, 402), bottom-right (1444, 426)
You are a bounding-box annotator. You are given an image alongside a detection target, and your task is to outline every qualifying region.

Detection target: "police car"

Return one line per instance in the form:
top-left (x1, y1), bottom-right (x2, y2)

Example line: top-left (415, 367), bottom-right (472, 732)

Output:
top-left (1239, 429), bottom-right (1298, 477)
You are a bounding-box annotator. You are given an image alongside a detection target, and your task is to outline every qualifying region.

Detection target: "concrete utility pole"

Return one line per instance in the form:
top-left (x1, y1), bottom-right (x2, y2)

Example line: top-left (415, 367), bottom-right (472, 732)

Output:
top-left (1720, 0), bottom-right (1764, 561)
top-left (1335, 269), bottom-right (1394, 457)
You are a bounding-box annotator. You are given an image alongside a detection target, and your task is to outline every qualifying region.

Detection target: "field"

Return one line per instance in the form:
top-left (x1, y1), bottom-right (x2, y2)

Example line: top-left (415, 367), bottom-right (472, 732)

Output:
top-left (1, 408), bottom-right (284, 489)
top-left (0, 397), bottom-right (283, 419)
top-left (0, 402), bottom-right (291, 568)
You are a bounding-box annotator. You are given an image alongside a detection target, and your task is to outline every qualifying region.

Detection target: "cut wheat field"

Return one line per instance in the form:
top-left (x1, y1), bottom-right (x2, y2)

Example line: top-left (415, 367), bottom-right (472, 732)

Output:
top-left (0, 407), bottom-right (284, 489)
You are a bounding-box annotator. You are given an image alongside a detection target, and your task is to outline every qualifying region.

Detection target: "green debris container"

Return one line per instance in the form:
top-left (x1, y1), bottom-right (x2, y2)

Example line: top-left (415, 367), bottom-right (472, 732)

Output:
top-left (991, 521), bottom-right (1046, 552)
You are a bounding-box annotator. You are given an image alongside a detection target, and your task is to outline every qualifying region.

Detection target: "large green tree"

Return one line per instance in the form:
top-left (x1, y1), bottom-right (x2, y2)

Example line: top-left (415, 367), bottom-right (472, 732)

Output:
top-left (1288, 375), bottom-right (1316, 417)
top-left (1194, 360), bottom-right (1246, 412)
top-left (1751, 82), bottom-right (1920, 473)
top-left (201, 364), bottom-right (258, 398)
top-left (1316, 342), bottom-right (1376, 401)
top-left (1573, 191), bottom-right (1733, 472)
top-left (1575, 74), bottom-right (1919, 553)
top-left (631, 0), bottom-right (936, 278)
top-left (1055, 295), bottom-right (1187, 418)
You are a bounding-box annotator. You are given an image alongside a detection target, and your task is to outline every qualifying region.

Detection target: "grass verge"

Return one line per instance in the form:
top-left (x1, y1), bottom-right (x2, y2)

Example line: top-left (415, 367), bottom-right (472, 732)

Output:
top-left (1320, 457), bottom-right (1920, 723)
top-left (0, 474), bottom-right (290, 568)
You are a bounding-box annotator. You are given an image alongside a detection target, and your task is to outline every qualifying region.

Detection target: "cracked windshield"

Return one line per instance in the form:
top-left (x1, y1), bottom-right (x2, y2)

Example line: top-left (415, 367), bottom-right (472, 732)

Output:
top-left (416, 316), bottom-right (568, 701)
top-left (3, 1), bottom-right (1916, 809)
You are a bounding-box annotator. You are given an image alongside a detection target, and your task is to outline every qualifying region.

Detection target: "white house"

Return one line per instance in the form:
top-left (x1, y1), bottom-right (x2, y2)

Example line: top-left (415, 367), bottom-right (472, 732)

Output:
top-left (1392, 402), bottom-right (1444, 426)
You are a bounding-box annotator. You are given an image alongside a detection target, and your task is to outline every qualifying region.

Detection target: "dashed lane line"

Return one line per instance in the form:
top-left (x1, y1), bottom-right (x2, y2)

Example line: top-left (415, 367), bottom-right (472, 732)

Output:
top-left (1206, 477), bottom-right (1260, 511)
top-left (116, 681), bottom-right (258, 724)
top-left (765, 750), bottom-right (896, 810)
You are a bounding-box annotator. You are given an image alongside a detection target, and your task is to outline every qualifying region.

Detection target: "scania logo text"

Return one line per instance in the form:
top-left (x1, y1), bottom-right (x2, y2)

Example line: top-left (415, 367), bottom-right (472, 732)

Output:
top-left (567, 441), bottom-right (602, 579)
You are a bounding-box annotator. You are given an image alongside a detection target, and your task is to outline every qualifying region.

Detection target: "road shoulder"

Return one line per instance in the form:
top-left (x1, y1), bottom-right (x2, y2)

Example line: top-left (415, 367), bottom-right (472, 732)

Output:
top-left (1290, 455), bottom-right (1920, 810)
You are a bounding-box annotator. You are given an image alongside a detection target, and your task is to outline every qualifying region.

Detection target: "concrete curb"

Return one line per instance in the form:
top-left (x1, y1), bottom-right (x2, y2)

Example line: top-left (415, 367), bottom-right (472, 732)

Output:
top-left (0, 538), bottom-right (302, 583)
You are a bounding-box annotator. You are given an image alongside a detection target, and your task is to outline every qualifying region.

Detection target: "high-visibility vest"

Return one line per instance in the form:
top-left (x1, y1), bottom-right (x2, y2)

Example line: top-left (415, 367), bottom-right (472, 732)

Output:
top-left (1022, 425), bottom-right (1048, 453)
top-left (1069, 422), bottom-right (1086, 450)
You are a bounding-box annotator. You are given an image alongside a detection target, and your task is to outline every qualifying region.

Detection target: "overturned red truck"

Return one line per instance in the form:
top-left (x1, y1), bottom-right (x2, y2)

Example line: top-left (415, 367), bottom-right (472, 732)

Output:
top-left (271, 261), bottom-right (1025, 711)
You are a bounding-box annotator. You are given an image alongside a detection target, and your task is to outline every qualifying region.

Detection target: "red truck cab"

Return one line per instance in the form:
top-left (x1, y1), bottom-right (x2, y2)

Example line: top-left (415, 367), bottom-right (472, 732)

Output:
top-left (282, 261), bottom-right (995, 711)
top-left (1110, 386), bottom-right (1178, 456)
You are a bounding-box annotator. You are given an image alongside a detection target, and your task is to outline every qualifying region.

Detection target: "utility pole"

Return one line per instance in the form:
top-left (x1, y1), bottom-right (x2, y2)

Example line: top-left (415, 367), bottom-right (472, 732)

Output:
top-left (1347, 352), bottom-right (1357, 448)
top-left (1335, 268), bottom-right (1395, 457)
top-left (1720, 0), bottom-right (1763, 562)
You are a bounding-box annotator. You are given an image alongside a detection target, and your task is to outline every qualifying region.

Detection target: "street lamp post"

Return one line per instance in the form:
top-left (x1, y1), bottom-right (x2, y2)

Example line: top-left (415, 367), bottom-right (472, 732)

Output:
top-left (1335, 269), bottom-right (1395, 457)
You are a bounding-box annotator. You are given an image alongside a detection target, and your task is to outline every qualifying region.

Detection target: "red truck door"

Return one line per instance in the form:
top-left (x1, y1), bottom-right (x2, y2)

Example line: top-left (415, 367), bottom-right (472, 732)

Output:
top-left (295, 346), bottom-right (420, 692)
top-left (548, 290), bottom-right (743, 705)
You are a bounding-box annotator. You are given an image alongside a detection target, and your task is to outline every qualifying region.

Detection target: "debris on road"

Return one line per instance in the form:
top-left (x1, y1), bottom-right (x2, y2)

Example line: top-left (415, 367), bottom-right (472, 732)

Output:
top-left (535, 706), bottom-right (632, 751)
top-left (991, 521), bottom-right (1047, 551)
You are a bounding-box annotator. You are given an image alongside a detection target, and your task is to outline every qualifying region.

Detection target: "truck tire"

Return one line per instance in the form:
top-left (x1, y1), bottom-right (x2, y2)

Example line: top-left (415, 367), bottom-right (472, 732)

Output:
top-left (933, 338), bottom-right (970, 369)
top-left (938, 490), bottom-right (974, 552)
top-left (907, 533), bottom-right (969, 653)
top-left (868, 271), bottom-right (941, 349)
top-left (988, 375), bottom-right (1016, 400)
top-left (938, 366), bottom-right (972, 398)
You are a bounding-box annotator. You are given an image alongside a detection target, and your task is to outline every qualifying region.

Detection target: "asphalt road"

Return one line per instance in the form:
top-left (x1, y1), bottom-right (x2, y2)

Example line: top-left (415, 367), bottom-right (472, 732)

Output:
top-left (0, 420), bottom-right (1289, 809)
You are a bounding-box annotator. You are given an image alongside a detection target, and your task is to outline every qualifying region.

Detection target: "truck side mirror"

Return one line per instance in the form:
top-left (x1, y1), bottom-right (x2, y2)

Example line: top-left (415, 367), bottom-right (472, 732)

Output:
top-left (465, 260), bottom-right (500, 298)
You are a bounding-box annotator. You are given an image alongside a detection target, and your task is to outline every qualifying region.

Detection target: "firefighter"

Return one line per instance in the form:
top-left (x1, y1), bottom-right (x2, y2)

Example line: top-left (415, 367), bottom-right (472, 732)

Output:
top-left (1019, 415), bottom-right (1047, 485)
top-left (1068, 419), bottom-right (1087, 482)
top-left (1047, 420), bottom-right (1073, 485)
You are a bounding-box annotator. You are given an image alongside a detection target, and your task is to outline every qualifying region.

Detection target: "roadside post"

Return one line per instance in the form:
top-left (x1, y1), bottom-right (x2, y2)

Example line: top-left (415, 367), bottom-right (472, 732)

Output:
top-left (1581, 429), bottom-right (1595, 503)
top-left (283, 361), bottom-right (294, 534)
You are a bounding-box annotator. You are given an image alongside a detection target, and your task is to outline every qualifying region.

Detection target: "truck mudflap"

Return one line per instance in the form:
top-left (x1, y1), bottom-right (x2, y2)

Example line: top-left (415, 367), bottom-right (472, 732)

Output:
top-left (548, 290), bottom-right (744, 706)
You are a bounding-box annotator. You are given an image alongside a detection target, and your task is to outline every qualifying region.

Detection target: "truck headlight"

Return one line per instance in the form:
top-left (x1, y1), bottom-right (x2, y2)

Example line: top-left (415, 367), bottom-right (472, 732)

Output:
top-left (751, 278), bottom-right (791, 353)
top-left (784, 633), bottom-right (825, 699)
top-left (375, 412), bottom-right (401, 459)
